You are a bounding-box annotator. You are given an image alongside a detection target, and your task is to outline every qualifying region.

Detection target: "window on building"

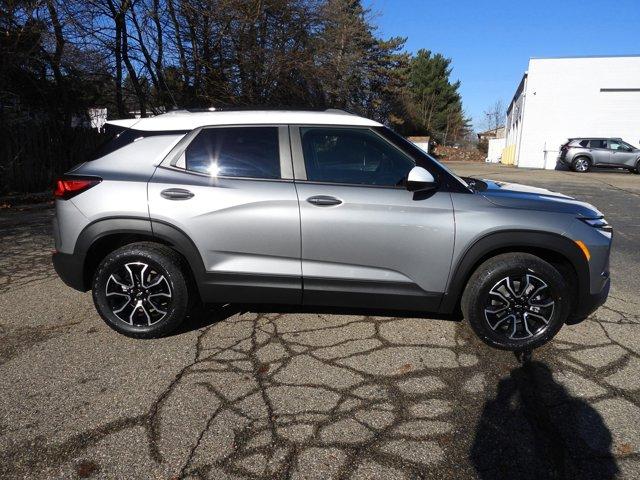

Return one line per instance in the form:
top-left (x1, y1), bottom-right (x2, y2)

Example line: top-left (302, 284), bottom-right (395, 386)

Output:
top-left (184, 127), bottom-right (280, 179)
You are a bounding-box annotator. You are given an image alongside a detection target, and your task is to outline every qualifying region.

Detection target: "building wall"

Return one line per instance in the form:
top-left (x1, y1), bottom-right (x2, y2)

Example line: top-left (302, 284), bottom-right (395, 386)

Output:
top-left (487, 137), bottom-right (506, 163)
top-left (509, 56), bottom-right (640, 169)
top-left (504, 74), bottom-right (527, 166)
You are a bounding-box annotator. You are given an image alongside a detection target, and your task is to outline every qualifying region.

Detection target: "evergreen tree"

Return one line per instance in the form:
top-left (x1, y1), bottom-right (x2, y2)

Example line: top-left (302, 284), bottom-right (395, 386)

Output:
top-left (404, 49), bottom-right (470, 143)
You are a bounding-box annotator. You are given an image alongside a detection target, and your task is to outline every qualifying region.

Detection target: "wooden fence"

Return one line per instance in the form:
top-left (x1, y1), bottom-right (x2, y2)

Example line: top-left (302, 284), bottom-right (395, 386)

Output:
top-left (0, 121), bottom-right (105, 195)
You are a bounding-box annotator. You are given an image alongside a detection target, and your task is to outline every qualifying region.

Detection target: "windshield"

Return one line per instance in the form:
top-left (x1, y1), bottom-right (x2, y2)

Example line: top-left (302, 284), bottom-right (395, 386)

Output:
top-left (90, 124), bottom-right (139, 160)
top-left (89, 124), bottom-right (189, 161)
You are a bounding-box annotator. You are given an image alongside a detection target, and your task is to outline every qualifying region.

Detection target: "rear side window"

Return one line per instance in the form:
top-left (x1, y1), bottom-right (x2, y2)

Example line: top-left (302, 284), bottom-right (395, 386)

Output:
top-left (578, 140), bottom-right (589, 147)
top-left (589, 139), bottom-right (607, 149)
top-left (185, 127), bottom-right (280, 179)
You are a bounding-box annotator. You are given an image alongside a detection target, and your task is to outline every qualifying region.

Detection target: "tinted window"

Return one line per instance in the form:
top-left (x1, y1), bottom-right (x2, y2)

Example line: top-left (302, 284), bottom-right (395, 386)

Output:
top-left (185, 127), bottom-right (280, 179)
top-left (578, 140), bottom-right (589, 147)
top-left (589, 139), bottom-right (607, 149)
top-left (300, 127), bottom-right (414, 186)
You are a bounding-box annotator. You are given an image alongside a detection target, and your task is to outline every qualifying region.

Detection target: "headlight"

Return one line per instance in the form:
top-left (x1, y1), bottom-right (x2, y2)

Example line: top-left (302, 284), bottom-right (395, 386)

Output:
top-left (580, 217), bottom-right (613, 232)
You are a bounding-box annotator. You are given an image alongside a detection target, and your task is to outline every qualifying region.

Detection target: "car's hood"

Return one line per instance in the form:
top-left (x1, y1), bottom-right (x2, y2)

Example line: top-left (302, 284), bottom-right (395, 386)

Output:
top-left (476, 178), bottom-right (603, 217)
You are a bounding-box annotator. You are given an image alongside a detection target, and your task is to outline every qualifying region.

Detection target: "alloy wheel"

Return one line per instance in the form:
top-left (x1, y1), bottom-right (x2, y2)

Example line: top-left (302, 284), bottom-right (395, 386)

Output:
top-left (483, 274), bottom-right (555, 341)
top-left (574, 158), bottom-right (589, 172)
top-left (105, 262), bottom-right (172, 326)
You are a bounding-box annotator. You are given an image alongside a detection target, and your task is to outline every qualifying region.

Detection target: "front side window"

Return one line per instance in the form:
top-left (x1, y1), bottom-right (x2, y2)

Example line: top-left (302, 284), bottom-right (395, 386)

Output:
top-left (185, 127), bottom-right (280, 179)
top-left (300, 127), bottom-right (414, 186)
top-left (609, 140), bottom-right (633, 151)
top-left (609, 139), bottom-right (622, 150)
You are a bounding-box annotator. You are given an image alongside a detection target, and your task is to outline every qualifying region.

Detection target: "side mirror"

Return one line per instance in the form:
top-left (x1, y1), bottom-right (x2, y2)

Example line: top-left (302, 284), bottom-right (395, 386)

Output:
top-left (406, 166), bottom-right (437, 192)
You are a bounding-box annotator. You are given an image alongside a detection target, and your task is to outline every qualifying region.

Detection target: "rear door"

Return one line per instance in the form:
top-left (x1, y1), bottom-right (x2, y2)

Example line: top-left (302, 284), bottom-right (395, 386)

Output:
top-left (588, 139), bottom-right (610, 165)
top-left (290, 125), bottom-right (455, 311)
top-left (148, 125), bottom-right (302, 304)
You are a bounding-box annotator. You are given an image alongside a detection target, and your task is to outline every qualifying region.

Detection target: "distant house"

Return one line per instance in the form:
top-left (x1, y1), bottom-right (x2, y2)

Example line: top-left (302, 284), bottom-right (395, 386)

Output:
top-left (407, 136), bottom-right (431, 153)
top-left (477, 126), bottom-right (505, 141)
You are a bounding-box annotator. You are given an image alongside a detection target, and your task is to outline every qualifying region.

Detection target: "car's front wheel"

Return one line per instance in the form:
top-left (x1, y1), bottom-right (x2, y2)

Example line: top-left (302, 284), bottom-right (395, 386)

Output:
top-left (92, 242), bottom-right (190, 338)
top-left (461, 253), bottom-right (570, 351)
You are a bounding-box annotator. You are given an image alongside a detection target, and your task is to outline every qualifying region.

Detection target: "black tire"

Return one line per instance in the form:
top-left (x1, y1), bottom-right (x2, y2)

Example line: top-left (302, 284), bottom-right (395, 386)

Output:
top-left (461, 253), bottom-right (570, 351)
top-left (92, 242), bottom-right (190, 338)
top-left (571, 156), bottom-right (591, 173)
top-left (634, 160), bottom-right (640, 174)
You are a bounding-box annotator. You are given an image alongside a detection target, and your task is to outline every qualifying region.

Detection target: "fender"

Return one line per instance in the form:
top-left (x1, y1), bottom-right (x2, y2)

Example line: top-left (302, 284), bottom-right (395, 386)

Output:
top-left (74, 216), bottom-right (153, 255)
top-left (73, 217), bottom-right (207, 295)
top-left (438, 230), bottom-right (590, 314)
top-left (572, 153), bottom-right (593, 163)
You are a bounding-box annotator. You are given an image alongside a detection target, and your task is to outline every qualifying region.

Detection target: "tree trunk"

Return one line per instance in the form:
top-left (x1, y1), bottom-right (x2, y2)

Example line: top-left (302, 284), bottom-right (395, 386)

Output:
top-left (120, 0), bottom-right (146, 117)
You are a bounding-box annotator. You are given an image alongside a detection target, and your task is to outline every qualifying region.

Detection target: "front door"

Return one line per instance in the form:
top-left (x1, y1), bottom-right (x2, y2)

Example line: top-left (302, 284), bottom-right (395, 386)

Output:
top-left (291, 126), bottom-right (455, 311)
top-left (608, 139), bottom-right (637, 167)
top-left (148, 125), bottom-right (302, 304)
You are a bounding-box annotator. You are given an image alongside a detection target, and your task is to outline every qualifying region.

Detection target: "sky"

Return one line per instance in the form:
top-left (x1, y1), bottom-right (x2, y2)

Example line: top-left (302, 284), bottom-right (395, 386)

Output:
top-left (365, 0), bottom-right (640, 131)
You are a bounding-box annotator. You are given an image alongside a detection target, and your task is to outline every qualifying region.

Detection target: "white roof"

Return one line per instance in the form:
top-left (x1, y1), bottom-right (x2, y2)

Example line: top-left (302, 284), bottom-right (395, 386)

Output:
top-left (107, 110), bottom-right (382, 131)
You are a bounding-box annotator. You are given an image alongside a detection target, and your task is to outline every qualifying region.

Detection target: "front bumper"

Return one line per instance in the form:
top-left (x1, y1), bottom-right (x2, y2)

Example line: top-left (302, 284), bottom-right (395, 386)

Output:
top-left (567, 276), bottom-right (610, 323)
top-left (52, 251), bottom-right (87, 291)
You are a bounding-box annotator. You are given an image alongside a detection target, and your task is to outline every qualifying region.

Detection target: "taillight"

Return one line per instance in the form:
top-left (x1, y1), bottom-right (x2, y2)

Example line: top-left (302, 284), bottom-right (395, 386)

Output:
top-left (54, 176), bottom-right (102, 200)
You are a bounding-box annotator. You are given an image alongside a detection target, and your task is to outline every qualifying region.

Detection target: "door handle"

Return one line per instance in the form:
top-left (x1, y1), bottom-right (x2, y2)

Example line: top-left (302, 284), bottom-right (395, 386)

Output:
top-left (161, 188), bottom-right (194, 200)
top-left (306, 195), bottom-right (342, 206)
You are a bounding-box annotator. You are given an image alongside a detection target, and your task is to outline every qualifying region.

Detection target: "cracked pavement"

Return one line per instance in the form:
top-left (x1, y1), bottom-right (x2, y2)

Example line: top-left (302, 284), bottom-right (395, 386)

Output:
top-left (0, 163), bottom-right (638, 479)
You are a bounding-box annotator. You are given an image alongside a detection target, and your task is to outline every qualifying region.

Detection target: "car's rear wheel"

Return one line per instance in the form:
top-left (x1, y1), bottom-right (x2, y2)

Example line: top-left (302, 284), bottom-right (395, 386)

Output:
top-left (461, 253), bottom-right (570, 351)
top-left (633, 160), bottom-right (640, 174)
top-left (572, 156), bottom-right (591, 173)
top-left (92, 242), bottom-right (190, 338)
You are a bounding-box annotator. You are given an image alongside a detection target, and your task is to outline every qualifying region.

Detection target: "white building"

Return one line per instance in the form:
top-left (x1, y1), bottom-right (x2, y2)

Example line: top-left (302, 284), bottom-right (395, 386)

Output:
top-left (486, 137), bottom-right (506, 163)
top-left (504, 55), bottom-right (640, 169)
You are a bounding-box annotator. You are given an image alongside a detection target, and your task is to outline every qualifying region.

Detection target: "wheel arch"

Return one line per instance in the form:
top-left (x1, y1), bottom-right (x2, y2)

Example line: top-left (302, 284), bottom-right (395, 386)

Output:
top-left (75, 217), bottom-right (205, 296)
top-left (439, 230), bottom-right (589, 315)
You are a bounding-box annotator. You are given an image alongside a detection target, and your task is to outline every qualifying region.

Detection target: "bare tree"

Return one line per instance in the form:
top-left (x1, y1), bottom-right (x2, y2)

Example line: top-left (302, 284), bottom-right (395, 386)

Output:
top-left (483, 99), bottom-right (504, 132)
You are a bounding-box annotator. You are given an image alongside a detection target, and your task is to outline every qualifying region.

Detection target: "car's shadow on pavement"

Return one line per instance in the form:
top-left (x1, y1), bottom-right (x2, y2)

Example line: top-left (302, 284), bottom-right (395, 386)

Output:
top-left (173, 303), bottom-right (243, 334)
top-left (175, 303), bottom-right (463, 336)
top-left (471, 360), bottom-right (618, 480)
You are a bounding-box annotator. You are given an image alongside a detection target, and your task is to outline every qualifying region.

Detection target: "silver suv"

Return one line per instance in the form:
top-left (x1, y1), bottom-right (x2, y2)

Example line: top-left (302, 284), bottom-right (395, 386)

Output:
top-left (52, 110), bottom-right (612, 351)
top-left (559, 137), bottom-right (640, 173)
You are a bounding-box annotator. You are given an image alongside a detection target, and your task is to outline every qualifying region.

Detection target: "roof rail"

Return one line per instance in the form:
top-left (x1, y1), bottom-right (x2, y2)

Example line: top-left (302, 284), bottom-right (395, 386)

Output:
top-left (165, 106), bottom-right (357, 114)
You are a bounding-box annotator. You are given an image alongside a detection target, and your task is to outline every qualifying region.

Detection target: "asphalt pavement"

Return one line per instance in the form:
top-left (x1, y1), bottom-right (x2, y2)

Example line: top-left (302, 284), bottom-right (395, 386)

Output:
top-left (0, 162), bottom-right (638, 479)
